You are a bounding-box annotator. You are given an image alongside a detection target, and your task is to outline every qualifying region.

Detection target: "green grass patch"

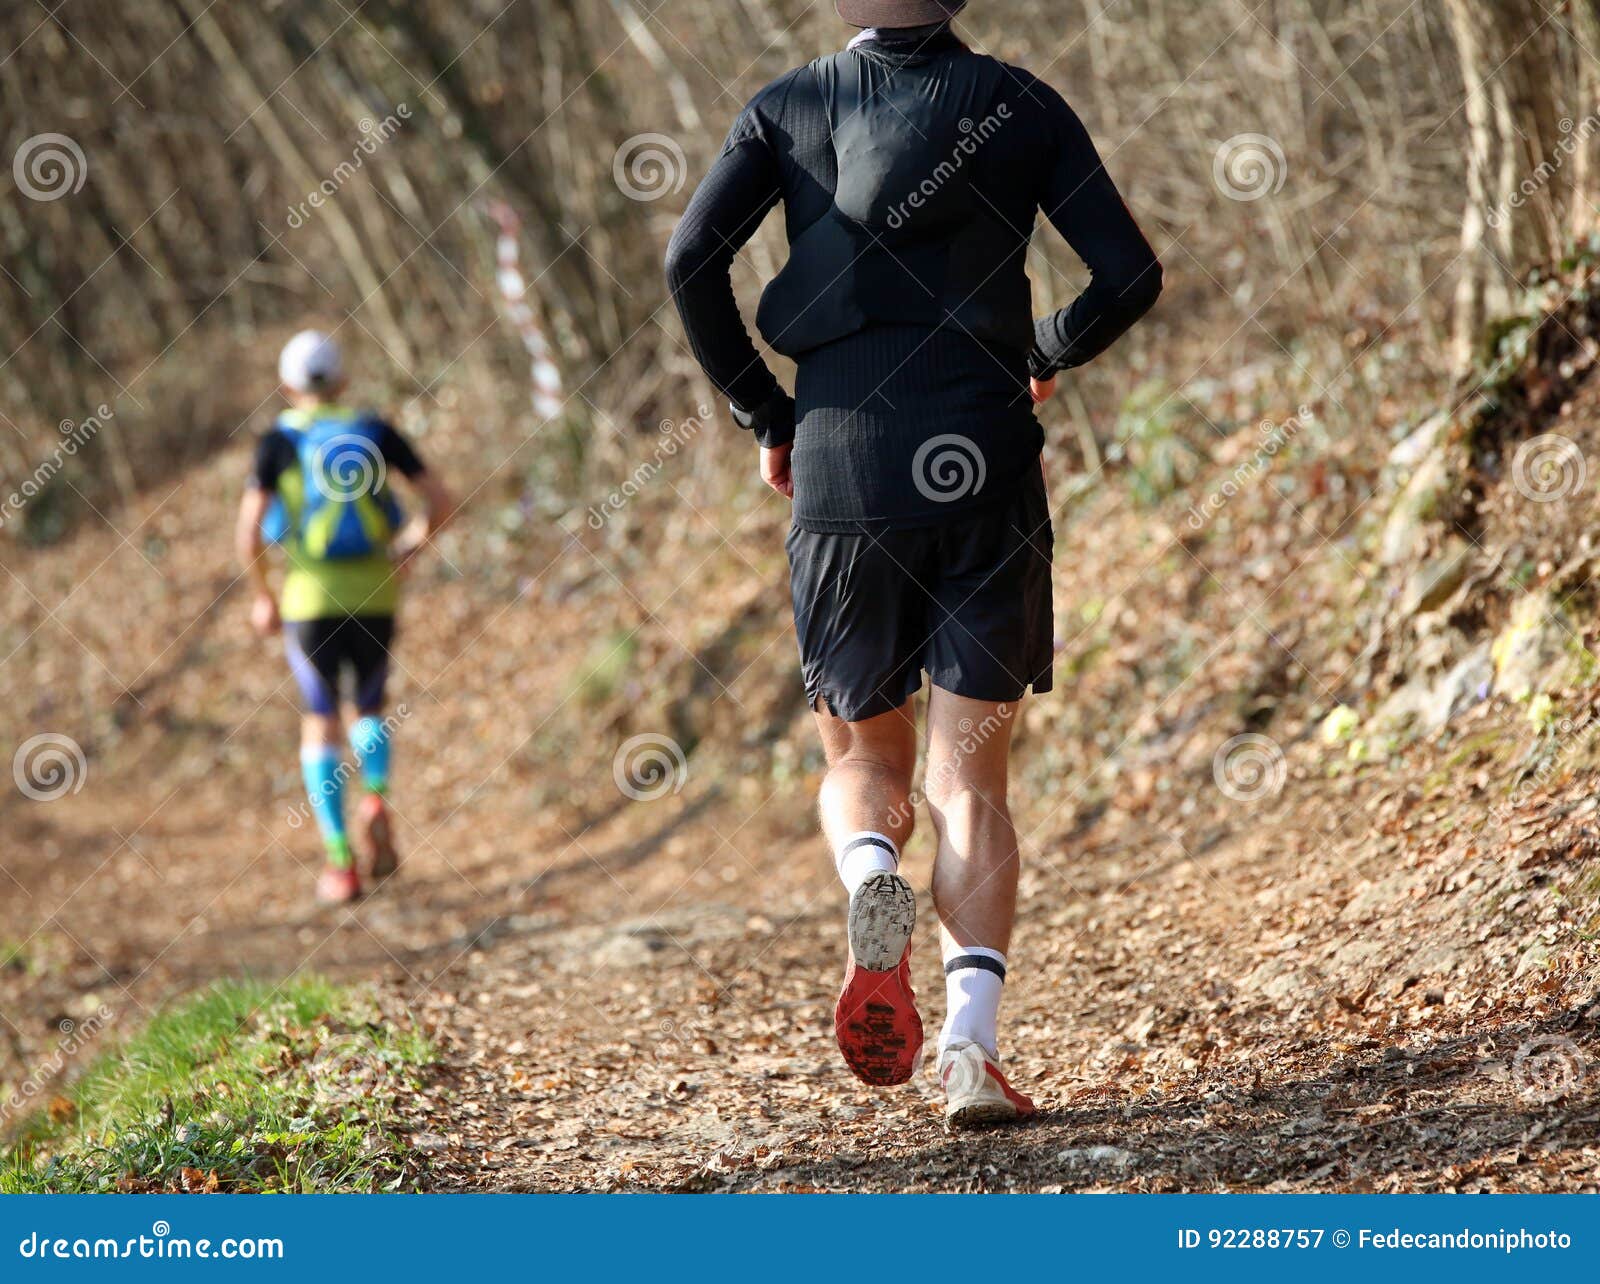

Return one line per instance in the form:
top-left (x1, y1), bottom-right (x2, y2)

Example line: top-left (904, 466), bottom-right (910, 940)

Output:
top-left (1113, 379), bottom-right (1204, 507)
top-left (571, 629), bottom-right (638, 707)
top-left (0, 940), bottom-right (36, 975)
top-left (1443, 730), bottom-right (1506, 769)
top-left (2, 976), bottom-right (434, 1193)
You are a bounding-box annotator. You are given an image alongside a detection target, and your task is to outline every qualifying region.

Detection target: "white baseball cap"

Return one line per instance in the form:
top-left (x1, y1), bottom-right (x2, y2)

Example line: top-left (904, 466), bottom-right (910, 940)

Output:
top-left (278, 329), bottom-right (344, 393)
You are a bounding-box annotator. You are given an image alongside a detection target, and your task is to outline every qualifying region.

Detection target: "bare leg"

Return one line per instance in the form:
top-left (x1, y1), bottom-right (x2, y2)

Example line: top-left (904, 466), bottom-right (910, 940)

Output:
top-left (301, 712), bottom-right (342, 754)
top-left (924, 689), bottom-right (1020, 952)
top-left (815, 697), bottom-right (924, 1085)
top-left (813, 698), bottom-right (918, 855)
top-left (922, 690), bottom-right (1036, 1119)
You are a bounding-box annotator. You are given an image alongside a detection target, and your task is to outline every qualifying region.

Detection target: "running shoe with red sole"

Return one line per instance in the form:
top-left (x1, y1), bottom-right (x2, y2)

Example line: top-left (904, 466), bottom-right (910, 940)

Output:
top-left (356, 793), bottom-right (399, 879)
top-left (939, 1039), bottom-right (1036, 1129)
top-left (834, 871), bottom-right (922, 1086)
top-left (316, 864), bottom-right (361, 905)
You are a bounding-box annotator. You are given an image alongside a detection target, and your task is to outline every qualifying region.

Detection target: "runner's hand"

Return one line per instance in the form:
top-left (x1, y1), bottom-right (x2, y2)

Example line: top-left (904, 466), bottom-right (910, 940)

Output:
top-left (760, 443), bottom-right (794, 499)
top-left (391, 523), bottom-right (428, 575)
top-left (250, 591), bottom-right (280, 637)
top-left (1030, 375), bottom-right (1056, 404)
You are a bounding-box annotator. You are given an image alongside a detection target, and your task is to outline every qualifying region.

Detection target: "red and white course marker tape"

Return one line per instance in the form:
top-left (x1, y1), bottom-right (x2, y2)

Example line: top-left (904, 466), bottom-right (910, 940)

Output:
top-left (487, 199), bottom-right (565, 421)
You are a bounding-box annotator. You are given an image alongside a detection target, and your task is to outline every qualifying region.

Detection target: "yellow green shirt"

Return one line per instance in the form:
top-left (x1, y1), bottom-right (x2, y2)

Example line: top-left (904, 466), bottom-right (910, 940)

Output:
top-left (251, 405), bottom-right (423, 622)
top-left (281, 550), bottom-right (399, 622)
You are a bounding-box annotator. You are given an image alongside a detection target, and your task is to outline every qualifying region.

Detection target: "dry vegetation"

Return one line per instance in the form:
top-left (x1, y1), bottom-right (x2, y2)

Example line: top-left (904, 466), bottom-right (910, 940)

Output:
top-left (0, 0), bottom-right (1478, 511)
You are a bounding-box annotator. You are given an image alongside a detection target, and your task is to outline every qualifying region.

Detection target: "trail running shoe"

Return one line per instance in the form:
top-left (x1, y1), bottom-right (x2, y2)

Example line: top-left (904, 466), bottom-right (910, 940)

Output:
top-left (939, 1039), bottom-right (1036, 1130)
top-left (356, 793), bottom-right (398, 879)
top-left (316, 864), bottom-right (361, 905)
top-left (834, 871), bottom-right (921, 1086)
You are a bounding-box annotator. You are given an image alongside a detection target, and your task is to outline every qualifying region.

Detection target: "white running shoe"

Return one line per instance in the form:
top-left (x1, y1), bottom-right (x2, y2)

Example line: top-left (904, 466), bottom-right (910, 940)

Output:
top-left (939, 1039), bottom-right (1037, 1129)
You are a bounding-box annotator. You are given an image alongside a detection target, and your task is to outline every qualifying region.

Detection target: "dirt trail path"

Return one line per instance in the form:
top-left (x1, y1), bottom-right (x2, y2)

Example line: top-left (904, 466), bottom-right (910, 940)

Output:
top-left (4, 451), bottom-right (1600, 1192)
top-left (397, 755), bottom-right (1600, 1193)
top-left (6, 662), bottom-right (1600, 1191)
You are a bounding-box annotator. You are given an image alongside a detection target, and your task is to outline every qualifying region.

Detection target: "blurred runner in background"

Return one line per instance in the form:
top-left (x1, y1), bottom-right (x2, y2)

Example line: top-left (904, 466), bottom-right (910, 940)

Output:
top-left (236, 330), bottom-right (453, 904)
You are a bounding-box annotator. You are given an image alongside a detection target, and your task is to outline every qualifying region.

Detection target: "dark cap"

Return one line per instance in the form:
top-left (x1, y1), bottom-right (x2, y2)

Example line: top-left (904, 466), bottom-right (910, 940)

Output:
top-left (835, 0), bottom-right (966, 28)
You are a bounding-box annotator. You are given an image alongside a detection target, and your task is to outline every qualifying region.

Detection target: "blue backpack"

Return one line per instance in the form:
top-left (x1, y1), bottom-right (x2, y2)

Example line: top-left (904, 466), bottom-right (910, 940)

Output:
top-left (260, 407), bottom-right (404, 560)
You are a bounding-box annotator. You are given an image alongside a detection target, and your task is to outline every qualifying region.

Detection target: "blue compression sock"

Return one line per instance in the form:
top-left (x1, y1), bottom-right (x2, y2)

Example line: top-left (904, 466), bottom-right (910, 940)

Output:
top-left (349, 715), bottom-right (391, 795)
top-left (300, 745), bottom-right (351, 868)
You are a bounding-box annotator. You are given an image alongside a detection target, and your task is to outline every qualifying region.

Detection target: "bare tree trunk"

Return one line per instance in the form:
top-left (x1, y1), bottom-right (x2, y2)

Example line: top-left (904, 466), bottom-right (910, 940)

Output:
top-left (1445, 0), bottom-right (1579, 375)
top-left (1570, 0), bottom-right (1600, 240)
top-left (1445, 0), bottom-right (1493, 374)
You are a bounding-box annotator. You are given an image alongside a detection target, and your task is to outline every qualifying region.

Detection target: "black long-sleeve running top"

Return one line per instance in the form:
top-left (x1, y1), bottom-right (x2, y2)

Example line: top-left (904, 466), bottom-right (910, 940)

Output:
top-left (665, 28), bottom-right (1162, 532)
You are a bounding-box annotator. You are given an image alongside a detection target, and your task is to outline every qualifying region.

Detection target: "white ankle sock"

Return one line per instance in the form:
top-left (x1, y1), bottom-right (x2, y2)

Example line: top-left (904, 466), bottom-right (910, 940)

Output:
top-left (835, 831), bottom-right (898, 896)
top-left (939, 943), bottom-right (1007, 1058)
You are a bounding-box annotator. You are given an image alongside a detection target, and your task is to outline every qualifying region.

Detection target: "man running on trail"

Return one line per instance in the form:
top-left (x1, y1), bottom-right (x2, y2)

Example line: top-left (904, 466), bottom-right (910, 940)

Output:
top-left (235, 330), bottom-right (453, 905)
top-left (666, 0), bottom-right (1160, 1126)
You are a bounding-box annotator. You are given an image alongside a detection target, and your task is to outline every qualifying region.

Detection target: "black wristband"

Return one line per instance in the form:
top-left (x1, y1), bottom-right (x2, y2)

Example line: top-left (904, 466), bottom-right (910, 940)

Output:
top-left (730, 388), bottom-right (795, 449)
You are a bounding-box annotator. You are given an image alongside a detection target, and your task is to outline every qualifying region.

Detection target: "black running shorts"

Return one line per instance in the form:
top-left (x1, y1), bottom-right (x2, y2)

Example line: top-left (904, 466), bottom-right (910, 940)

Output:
top-left (786, 461), bottom-right (1054, 722)
top-left (284, 615), bottom-right (396, 716)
